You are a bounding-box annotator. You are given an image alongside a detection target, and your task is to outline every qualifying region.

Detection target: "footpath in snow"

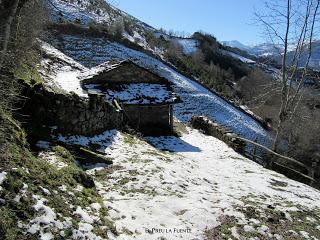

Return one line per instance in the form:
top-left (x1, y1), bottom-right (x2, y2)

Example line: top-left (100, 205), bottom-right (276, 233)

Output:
top-left (58, 128), bottom-right (320, 240)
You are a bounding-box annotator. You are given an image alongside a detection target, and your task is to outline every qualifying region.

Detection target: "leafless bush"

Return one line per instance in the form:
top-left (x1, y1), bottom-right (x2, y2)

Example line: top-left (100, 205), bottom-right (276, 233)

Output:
top-left (166, 41), bottom-right (184, 59)
top-left (0, 0), bottom-right (46, 112)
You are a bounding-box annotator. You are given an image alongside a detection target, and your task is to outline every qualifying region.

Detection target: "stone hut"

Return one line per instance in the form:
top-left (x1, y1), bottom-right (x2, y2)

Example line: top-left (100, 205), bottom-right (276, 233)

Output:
top-left (81, 60), bottom-right (181, 134)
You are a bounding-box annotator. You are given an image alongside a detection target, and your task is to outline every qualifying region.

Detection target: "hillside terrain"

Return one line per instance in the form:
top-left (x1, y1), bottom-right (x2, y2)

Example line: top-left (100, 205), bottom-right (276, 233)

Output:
top-left (44, 0), bottom-right (320, 174)
top-left (0, 0), bottom-right (320, 239)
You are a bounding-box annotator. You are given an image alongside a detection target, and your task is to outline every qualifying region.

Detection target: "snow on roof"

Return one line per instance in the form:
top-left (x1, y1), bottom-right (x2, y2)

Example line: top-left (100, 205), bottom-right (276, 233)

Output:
top-left (85, 83), bottom-right (177, 105)
top-left (81, 59), bottom-right (180, 105)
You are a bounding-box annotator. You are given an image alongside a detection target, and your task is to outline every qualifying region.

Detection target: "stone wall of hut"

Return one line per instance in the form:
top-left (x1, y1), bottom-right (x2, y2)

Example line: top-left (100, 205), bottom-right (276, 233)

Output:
top-left (25, 87), bottom-right (122, 136)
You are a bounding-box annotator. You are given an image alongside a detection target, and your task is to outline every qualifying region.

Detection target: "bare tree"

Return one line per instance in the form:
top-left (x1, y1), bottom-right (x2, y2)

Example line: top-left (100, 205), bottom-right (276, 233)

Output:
top-left (0, 0), bottom-right (46, 112)
top-left (256, 0), bottom-right (319, 151)
top-left (0, 0), bottom-right (20, 68)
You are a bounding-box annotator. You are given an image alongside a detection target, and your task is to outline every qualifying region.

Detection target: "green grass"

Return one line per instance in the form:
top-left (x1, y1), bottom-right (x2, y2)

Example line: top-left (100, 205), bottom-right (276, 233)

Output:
top-left (0, 110), bottom-right (117, 238)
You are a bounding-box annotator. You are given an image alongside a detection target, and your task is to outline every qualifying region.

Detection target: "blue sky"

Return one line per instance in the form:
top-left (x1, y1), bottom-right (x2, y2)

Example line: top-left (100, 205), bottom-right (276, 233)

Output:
top-left (111, 0), bottom-right (264, 45)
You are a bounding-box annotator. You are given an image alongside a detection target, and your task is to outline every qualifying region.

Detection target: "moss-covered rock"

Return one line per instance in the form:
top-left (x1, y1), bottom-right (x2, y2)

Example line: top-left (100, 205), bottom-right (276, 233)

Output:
top-left (14, 63), bottom-right (43, 87)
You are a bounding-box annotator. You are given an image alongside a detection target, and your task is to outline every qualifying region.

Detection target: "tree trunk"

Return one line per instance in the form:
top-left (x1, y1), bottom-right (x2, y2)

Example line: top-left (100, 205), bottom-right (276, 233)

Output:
top-left (0, 0), bottom-right (20, 69)
top-left (272, 0), bottom-right (291, 151)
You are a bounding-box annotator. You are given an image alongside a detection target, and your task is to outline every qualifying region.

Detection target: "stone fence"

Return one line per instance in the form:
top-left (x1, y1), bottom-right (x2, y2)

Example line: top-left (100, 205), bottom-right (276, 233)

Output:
top-left (190, 116), bottom-right (246, 153)
top-left (190, 116), bottom-right (319, 188)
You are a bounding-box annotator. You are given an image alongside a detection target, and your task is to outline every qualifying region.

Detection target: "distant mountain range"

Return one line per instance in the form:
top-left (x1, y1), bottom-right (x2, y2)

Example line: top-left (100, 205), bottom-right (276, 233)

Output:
top-left (223, 40), bottom-right (282, 58)
top-left (223, 40), bottom-right (320, 70)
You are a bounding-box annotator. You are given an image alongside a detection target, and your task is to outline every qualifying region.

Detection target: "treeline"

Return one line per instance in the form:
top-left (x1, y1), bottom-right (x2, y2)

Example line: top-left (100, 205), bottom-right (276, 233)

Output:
top-left (0, 0), bottom-right (46, 154)
top-left (0, 0), bottom-right (46, 112)
top-left (164, 32), bottom-right (250, 98)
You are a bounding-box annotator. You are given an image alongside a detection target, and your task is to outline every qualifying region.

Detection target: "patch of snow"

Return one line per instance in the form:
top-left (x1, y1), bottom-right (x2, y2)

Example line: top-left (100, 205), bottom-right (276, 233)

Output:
top-left (62, 128), bottom-right (320, 240)
top-left (154, 32), bottom-right (170, 41)
top-left (91, 203), bottom-right (102, 212)
top-left (14, 183), bottom-right (28, 203)
top-left (83, 163), bottom-right (109, 171)
top-left (222, 50), bottom-right (256, 64)
top-left (75, 185), bottom-right (84, 192)
top-left (0, 171), bottom-right (7, 184)
top-left (300, 231), bottom-right (310, 239)
top-left (90, 83), bottom-right (176, 104)
top-left (74, 206), bottom-right (95, 224)
top-left (36, 141), bottom-right (51, 149)
top-left (47, 0), bottom-right (111, 25)
top-left (175, 38), bottom-right (198, 55)
top-left (274, 234), bottom-right (283, 240)
top-left (132, 31), bottom-right (148, 48)
top-left (38, 151), bottom-right (68, 170)
top-left (32, 196), bottom-right (56, 225)
top-left (260, 52), bottom-right (274, 57)
top-left (23, 195), bottom-right (72, 238)
top-left (71, 204), bottom-right (102, 239)
top-left (40, 186), bottom-right (51, 196)
top-left (231, 226), bottom-right (240, 239)
top-left (58, 185), bottom-right (67, 192)
top-left (249, 218), bottom-right (261, 225)
top-left (72, 223), bottom-right (101, 240)
top-left (40, 41), bottom-right (88, 97)
top-left (243, 225), bottom-right (255, 232)
top-left (40, 41), bottom-right (85, 70)
top-left (55, 67), bottom-right (86, 96)
top-left (257, 225), bottom-right (269, 235)
top-left (306, 217), bottom-right (317, 223)
top-left (57, 130), bottom-right (118, 150)
top-left (122, 32), bottom-right (135, 43)
top-left (289, 230), bottom-right (299, 236)
top-left (40, 232), bottom-right (54, 240)
top-left (0, 172), bottom-right (7, 191)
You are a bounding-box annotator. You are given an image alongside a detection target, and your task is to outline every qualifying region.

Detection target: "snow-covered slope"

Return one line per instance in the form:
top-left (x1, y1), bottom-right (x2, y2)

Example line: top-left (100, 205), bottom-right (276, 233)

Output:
top-left (24, 2), bottom-right (320, 239)
top-left (48, 35), bottom-right (271, 146)
top-left (223, 40), bottom-right (251, 51)
top-left (222, 50), bottom-right (256, 64)
top-left (39, 41), bottom-right (88, 96)
top-left (223, 41), bottom-right (281, 58)
top-left (55, 127), bottom-right (320, 240)
top-left (46, 0), bottom-right (162, 55)
top-left (174, 38), bottom-right (199, 55)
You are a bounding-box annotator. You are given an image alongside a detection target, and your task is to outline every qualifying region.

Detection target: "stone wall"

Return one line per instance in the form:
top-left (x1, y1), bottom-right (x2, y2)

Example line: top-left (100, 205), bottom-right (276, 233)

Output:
top-left (26, 87), bottom-right (122, 136)
top-left (191, 116), bottom-right (246, 153)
